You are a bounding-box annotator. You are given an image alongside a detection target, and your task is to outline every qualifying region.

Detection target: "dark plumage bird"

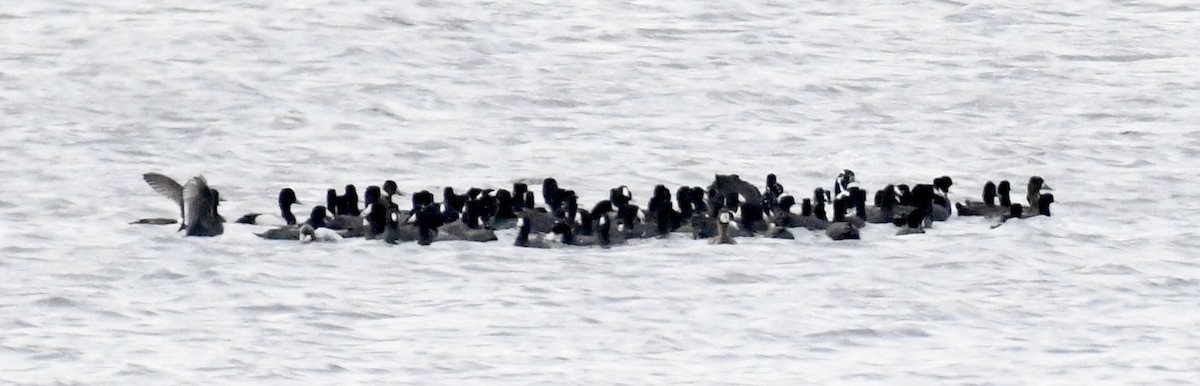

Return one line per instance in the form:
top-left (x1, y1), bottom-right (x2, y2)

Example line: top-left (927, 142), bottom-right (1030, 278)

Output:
top-left (236, 188), bottom-right (301, 226)
top-left (845, 187), bottom-right (867, 228)
top-left (651, 201), bottom-right (678, 238)
top-left (812, 188), bottom-right (830, 222)
top-left (676, 186), bottom-right (695, 220)
top-left (383, 205), bottom-right (417, 244)
top-left (646, 185), bottom-right (681, 237)
top-left (180, 176), bottom-right (225, 237)
top-left (932, 176), bottom-right (953, 216)
top-left (559, 189), bottom-right (580, 219)
top-left (995, 192), bottom-right (1056, 228)
top-left (774, 195), bottom-right (827, 230)
top-left (523, 191), bottom-right (535, 210)
top-left (411, 190), bottom-right (435, 212)
top-left (613, 203), bottom-right (654, 240)
top-left (900, 181), bottom-right (951, 223)
top-left (591, 200), bottom-right (615, 222)
top-left (689, 187), bottom-right (709, 216)
top-left (989, 203), bottom-right (1027, 229)
top-left (1034, 193), bottom-right (1055, 217)
top-left (521, 207), bottom-right (558, 234)
top-left (895, 184), bottom-right (912, 206)
top-left (383, 180), bottom-right (399, 199)
top-left (466, 187), bottom-right (483, 201)
top-left (896, 184), bottom-right (934, 227)
top-left (575, 209), bottom-right (594, 236)
top-left (721, 192), bottom-right (741, 215)
top-left (325, 189), bottom-right (340, 216)
top-left (438, 206), bottom-right (498, 242)
top-left (762, 173), bottom-right (785, 215)
top-left (522, 188), bottom-right (573, 233)
top-left (514, 216), bottom-right (557, 249)
top-left (439, 187), bottom-right (460, 222)
top-left (765, 215), bottom-right (795, 239)
top-left (956, 181), bottom-right (1000, 217)
top-left (795, 197), bottom-right (830, 230)
top-left (542, 178), bottom-right (563, 214)
top-left (478, 189), bottom-right (498, 225)
top-left (364, 194), bottom-right (391, 240)
top-left (323, 187), bottom-right (369, 236)
top-left (339, 184), bottom-right (361, 216)
top-left (866, 185), bottom-right (897, 224)
top-left (738, 201), bottom-right (767, 235)
top-left (825, 198), bottom-right (859, 241)
top-left (548, 221), bottom-right (603, 247)
top-left (512, 183), bottom-right (529, 212)
top-left (494, 189), bottom-right (518, 221)
top-left (412, 203), bottom-right (443, 246)
top-left (997, 180), bottom-right (1013, 207)
top-left (363, 186), bottom-right (382, 209)
top-left (610, 185), bottom-right (633, 209)
top-left (595, 214), bottom-right (621, 248)
top-left (380, 202), bottom-right (441, 245)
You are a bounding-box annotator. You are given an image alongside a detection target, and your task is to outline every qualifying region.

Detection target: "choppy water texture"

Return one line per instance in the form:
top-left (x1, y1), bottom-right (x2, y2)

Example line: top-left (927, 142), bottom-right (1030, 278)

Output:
top-left (3, 0), bottom-right (1199, 384)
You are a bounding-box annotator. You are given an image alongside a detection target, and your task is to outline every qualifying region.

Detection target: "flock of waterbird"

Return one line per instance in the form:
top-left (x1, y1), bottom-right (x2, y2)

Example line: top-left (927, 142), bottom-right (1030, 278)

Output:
top-left (133, 170), bottom-right (1056, 248)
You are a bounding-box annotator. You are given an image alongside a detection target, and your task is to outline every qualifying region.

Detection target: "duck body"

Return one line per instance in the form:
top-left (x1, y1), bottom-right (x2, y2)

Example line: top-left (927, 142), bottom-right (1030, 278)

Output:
top-left (709, 210), bottom-right (737, 245)
top-left (956, 181), bottom-right (998, 217)
top-left (825, 199), bottom-right (859, 241)
top-left (236, 188), bottom-right (301, 226)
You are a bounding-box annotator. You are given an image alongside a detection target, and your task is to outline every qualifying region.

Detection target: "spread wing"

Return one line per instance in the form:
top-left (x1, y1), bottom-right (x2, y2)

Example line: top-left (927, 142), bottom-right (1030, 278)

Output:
top-left (143, 173), bottom-right (184, 207)
top-left (144, 173), bottom-right (187, 225)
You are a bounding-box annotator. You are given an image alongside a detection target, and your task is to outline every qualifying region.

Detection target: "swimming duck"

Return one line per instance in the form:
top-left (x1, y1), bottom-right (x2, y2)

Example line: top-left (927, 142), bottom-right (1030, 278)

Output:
top-left (866, 185), bottom-right (897, 224)
top-left (794, 197), bottom-right (831, 230)
top-left (596, 214), bottom-right (621, 248)
top-left (825, 198), bottom-right (860, 241)
top-left (514, 216), bottom-right (558, 249)
top-left (236, 188), bottom-right (301, 226)
top-left (339, 184), bottom-right (361, 216)
top-left (932, 176), bottom-right (953, 218)
top-left (773, 195), bottom-right (827, 230)
top-left (438, 207), bottom-right (499, 242)
top-left (997, 180), bottom-right (1013, 207)
top-left (710, 209), bottom-right (736, 245)
top-left (765, 215), bottom-right (795, 239)
top-left (845, 187), bottom-right (867, 228)
top-left (955, 181), bottom-right (1000, 217)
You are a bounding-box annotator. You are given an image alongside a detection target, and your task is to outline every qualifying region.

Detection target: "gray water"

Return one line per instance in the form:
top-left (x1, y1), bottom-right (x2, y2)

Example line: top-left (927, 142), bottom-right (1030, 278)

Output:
top-left (2, 0), bottom-right (1199, 384)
